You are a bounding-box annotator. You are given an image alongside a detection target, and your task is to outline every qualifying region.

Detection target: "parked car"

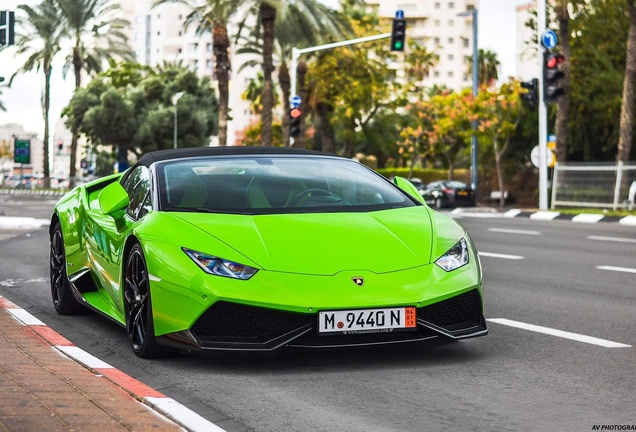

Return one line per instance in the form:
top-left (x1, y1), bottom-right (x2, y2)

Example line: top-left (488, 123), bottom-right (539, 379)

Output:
top-left (4, 174), bottom-right (37, 189)
top-left (50, 147), bottom-right (487, 358)
top-left (421, 180), bottom-right (476, 209)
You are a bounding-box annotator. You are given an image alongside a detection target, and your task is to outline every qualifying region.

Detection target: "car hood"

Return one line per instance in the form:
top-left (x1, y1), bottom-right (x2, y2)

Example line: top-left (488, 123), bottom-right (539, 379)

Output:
top-left (168, 207), bottom-right (434, 275)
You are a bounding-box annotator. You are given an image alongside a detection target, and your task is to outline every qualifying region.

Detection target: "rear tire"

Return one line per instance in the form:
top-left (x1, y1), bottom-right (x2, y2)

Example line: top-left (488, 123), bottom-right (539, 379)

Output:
top-left (50, 222), bottom-right (83, 315)
top-left (124, 243), bottom-right (163, 359)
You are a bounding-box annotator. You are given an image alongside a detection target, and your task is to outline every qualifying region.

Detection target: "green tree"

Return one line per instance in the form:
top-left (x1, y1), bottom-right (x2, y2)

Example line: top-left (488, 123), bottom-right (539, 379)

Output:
top-left (569, 0), bottom-right (627, 161)
top-left (238, 0), bottom-right (349, 147)
top-left (466, 49), bottom-right (500, 86)
top-left (154, 0), bottom-right (236, 147)
top-left (236, 0), bottom-right (351, 147)
top-left (618, 0), bottom-right (636, 162)
top-left (56, 0), bottom-right (133, 183)
top-left (63, 63), bottom-right (218, 168)
top-left (474, 81), bottom-right (523, 208)
top-left (11, 0), bottom-right (65, 188)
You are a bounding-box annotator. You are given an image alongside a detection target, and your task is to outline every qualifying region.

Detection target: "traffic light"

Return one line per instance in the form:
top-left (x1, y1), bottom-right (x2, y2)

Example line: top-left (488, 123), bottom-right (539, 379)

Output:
top-left (57, 139), bottom-right (63, 151)
top-left (290, 108), bottom-right (302, 137)
top-left (390, 18), bottom-right (406, 52)
top-left (520, 78), bottom-right (538, 109)
top-left (0, 10), bottom-right (15, 46)
top-left (543, 51), bottom-right (565, 104)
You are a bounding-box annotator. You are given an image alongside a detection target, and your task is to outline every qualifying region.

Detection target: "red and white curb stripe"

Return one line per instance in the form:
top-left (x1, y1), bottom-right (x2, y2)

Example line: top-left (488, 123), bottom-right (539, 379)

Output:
top-left (0, 295), bottom-right (226, 432)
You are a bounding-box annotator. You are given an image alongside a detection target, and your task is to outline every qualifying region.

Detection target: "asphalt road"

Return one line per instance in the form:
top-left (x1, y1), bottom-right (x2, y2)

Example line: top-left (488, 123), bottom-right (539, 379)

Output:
top-left (1, 194), bottom-right (635, 431)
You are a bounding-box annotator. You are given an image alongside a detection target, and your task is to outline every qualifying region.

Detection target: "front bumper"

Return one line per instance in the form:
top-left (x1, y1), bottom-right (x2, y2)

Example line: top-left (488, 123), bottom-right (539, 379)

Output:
top-left (156, 289), bottom-right (487, 352)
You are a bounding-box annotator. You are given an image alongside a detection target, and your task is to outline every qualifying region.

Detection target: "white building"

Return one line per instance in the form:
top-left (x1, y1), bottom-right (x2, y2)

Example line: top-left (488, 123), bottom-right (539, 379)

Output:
top-left (0, 123), bottom-right (43, 176)
top-left (366, 0), bottom-right (479, 91)
top-left (515, 1), bottom-right (536, 81)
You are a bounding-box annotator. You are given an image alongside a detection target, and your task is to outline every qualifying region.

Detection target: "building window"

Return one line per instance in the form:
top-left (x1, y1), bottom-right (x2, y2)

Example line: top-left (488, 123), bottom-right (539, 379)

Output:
top-left (463, 38), bottom-right (469, 48)
top-left (448, 37), bottom-right (454, 44)
top-left (157, 31), bottom-right (161, 36)
top-left (434, 37), bottom-right (440, 44)
top-left (448, 20), bottom-right (454, 26)
top-left (207, 43), bottom-right (213, 52)
top-left (434, 2), bottom-right (440, 8)
top-left (178, 48), bottom-right (182, 53)
top-left (179, 14), bottom-right (182, 19)
top-left (448, 54), bottom-right (454, 60)
top-left (207, 59), bottom-right (212, 68)
top-left (467, 4), bottom-right (475, 11)
top-left (449, 2), bottom-right (454, 8)
top-left (463, 73), bottom-right (469, 81)
top-left (434, 19), bottom-right (440, 26)
top-left (434, 71), bottom-right (440, 78)
top-left (448, 71), bottom-right (454, 77)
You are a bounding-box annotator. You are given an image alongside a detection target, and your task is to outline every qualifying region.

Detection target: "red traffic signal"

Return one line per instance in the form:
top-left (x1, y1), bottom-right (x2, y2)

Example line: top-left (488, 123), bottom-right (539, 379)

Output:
top-left (290, 108), bottom-right (302, 137)
top-left (57, 139), bottom-right (63, 150)
top-left (543, 51), bottom-right (565, 104)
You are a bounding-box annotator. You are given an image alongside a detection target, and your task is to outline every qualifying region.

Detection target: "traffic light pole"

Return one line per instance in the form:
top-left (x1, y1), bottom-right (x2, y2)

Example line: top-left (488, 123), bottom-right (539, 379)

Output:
top-left (537, 0), bottom-right (549, 210)
top-left (290, 32), bottom-right (391, 111)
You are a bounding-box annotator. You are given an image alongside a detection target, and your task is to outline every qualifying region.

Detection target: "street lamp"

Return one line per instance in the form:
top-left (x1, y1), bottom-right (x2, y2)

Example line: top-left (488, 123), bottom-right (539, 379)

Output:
top-left (171, 92), bottom-right (184, 149)
top-left (458, 8), bottom-right (478, 198)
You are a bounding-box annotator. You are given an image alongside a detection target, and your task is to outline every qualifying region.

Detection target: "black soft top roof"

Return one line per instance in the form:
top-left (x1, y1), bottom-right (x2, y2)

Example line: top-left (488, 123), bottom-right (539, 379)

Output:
top-left (136, 146), bottom-right (334, 167)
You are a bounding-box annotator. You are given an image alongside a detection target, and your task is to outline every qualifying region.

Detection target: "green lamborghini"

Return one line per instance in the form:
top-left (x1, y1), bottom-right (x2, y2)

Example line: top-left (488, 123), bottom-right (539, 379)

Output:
top-left (49, 147), bottom-right (487, 358)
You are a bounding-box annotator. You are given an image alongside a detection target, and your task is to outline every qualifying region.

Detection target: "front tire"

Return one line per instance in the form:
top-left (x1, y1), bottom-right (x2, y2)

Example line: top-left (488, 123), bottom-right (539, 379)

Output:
top-left (124, 243), bottom-right (163, 358)
top-left (50, 222), bottom-right (83, 315)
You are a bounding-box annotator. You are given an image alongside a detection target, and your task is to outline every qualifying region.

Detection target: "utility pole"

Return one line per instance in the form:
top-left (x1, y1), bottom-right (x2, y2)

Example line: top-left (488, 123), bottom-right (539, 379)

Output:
top-left (537, 0), bottom-right (549, 210)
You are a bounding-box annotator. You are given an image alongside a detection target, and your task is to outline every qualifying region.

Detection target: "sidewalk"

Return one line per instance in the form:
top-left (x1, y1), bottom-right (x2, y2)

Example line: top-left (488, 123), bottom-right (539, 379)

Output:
top-left (0, 297), bottom-right (184, 432)
top-left (450, 207), bottom-right (636, 226)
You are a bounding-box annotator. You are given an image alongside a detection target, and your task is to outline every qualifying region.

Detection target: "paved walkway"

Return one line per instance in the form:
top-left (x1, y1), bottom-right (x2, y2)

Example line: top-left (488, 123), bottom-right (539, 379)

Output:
top-left (0, 298), bottom-right (184, 432)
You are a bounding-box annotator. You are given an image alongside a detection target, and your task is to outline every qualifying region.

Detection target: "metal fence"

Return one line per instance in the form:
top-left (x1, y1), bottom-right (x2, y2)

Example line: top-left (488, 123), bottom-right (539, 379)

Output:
top-left (551, 161), bottom-right (636, 210)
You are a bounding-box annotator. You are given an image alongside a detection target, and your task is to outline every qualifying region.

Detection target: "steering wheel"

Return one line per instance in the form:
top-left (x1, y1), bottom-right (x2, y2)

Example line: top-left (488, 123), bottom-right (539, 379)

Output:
top-left (287, 188), bottom-right (340, 207)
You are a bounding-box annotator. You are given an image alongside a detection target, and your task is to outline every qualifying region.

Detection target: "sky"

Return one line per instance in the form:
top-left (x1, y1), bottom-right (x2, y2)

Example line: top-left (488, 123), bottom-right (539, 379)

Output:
top-left (0, 0), bottom-right (530, 139)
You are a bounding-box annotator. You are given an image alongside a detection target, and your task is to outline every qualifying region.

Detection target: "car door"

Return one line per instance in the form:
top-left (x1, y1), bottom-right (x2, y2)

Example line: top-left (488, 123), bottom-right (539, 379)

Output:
top-left (87, 166), bottom-right (151, 318)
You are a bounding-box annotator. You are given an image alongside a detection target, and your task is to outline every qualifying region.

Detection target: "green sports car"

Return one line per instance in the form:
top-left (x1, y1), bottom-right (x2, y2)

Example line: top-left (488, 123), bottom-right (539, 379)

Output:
top-left (49, 147), bottom-right (487, 358)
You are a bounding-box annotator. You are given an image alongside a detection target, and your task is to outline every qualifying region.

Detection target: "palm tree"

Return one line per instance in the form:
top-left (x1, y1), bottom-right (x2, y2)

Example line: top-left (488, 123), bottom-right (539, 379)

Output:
top-left (56, 0), bottom-right (133, 183)
top-left (467, 49), bottom-right (500, 86)
top-left (12, 0), bottom-right (65, 189)
top-left (240, 0), bottom-right (351, 146)
top-left (154, 0), bottom-right (237, 147)
top-left (618, 0), bottom-right (636, 162)
top-left (236, 2), bottom-right (351, 146)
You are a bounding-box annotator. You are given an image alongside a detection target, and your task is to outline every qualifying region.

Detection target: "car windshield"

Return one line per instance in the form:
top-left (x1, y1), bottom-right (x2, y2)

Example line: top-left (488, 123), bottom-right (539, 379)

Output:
top-left (156, 155), bottom-right (416, 214)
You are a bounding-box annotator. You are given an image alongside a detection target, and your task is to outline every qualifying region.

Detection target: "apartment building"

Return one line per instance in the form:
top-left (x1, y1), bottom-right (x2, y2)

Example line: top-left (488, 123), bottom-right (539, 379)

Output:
top-left (367, 0), bottom-right (479, 91)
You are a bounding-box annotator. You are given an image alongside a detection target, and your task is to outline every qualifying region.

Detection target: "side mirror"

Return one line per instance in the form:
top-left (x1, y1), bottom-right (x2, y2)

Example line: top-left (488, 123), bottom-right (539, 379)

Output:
top-left (393, 176), bottom-right (426, 205)
top-left (98, 181), bottom-right (129, 219)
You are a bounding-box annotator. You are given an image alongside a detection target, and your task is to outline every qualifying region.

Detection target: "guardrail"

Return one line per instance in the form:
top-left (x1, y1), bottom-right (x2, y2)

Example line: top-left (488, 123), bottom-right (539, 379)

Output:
top-left (551, 161), bottom-right (636, 210)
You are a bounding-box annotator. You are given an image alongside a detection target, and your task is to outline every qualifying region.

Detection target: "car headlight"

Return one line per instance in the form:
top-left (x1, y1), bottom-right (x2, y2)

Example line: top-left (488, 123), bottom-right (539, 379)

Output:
top-left (435, 238), bottom-right (469, 272)
top-left (183, 248), bottom-right (258, 280)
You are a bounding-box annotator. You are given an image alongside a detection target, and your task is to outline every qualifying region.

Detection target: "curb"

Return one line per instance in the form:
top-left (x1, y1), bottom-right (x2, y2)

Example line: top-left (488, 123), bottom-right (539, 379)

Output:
top-left (0, 295), bottom-right (226, 432)
top-left (451, 208), bottom-right (636, 226)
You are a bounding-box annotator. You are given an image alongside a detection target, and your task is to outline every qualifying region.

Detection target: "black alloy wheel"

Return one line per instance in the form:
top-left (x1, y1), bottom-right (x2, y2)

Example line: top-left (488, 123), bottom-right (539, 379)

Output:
top-left (124, 243), bottom-right (163, 358)
top-left (50, 223), bottom-right (83, 315)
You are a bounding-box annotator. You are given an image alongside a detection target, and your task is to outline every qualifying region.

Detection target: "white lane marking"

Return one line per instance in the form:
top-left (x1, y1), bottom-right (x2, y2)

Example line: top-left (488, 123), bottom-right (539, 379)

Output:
top-left (145, 397), bottom-right (227, 432)
top-left (588, 235), bottom-right (636, 244)
top-left (478, 252), bottom-right (525, 260)
top-left (572, 213), bottom-right (605, 223)
top-left (529, 211), bottom-right (560, 220)
top-left (597, 266), bottom-right (636, 274)
top-left (57, 346), bottom-right (114, 369)
top-left (7, 308), bottom-right (46, 326)
top-left (487, 318), bottom-right (631, 348)
top-left (488, 228), bottom-right (541, 236)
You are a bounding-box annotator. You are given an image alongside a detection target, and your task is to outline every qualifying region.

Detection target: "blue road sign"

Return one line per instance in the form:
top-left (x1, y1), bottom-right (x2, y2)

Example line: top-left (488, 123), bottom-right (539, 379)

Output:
top-left (395, 9), bottom-right (404, 19)
top-left (291, 95), bottom-right (301, 107)
top-left (541, 29), bottom-right (558, 49)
